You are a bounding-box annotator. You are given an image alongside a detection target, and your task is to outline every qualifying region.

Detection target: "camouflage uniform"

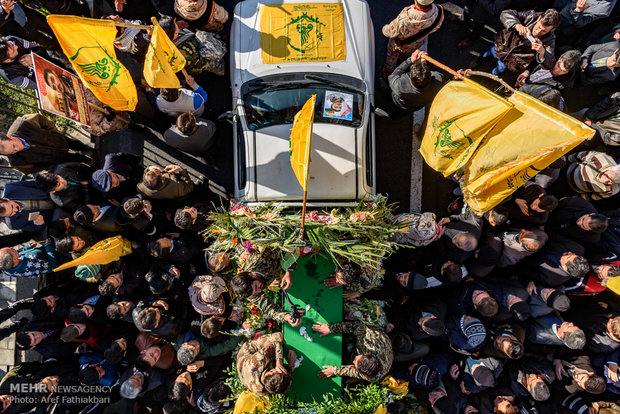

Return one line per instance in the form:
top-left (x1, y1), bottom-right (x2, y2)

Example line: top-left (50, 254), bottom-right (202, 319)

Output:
top-left (249, 293), bottom-right (288, 323)
top-left (328, 321), bottom-right (393, 382)
top-left (174, 30), bottom-right (227, 76)
top-left (241, 247), bottom-right (283, 285)
top-left (236, 332), bottom-right (284, 396)
top-left (347, 270), bottom-right (380, 294)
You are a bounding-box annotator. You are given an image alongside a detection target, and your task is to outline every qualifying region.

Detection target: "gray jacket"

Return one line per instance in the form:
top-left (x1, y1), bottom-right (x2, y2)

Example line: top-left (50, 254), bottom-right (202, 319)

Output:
top-left (163, 119), bottom-right (216, 154)
top-left (558, 0), bottom-right (616, 29)
top-left (585, 91), bottom-right (620, 146)
top-left (580, 41), bottom-right (620, 86)
top-left (388, 57), bottom-right (443, 111)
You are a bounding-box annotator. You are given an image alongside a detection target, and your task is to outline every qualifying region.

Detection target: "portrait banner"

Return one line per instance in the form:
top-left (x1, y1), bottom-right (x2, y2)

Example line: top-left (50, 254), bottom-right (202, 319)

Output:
top-left (32, 53), bottom-right (91, 126)
top-left (260, 3), bottom-right (346, 64)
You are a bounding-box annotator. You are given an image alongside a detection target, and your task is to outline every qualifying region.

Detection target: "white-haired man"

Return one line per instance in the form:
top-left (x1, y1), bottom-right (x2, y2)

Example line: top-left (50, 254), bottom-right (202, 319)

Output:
top-left (566, 150), bottom-right (620, 201)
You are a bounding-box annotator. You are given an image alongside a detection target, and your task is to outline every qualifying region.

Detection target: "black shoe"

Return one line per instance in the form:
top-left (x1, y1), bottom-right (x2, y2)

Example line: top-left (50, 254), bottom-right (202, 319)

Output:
top-left (458, 37), bottom-right (476, 49)
top-left (378, 77), bottom-right (390, 94)
top-left (468, 54), bottom-right (482, 69)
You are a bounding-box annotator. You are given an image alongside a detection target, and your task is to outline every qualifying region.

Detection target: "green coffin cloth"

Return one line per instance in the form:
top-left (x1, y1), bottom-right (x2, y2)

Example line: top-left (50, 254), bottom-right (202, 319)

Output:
top-left (284, 254), bottom-right (342, 402)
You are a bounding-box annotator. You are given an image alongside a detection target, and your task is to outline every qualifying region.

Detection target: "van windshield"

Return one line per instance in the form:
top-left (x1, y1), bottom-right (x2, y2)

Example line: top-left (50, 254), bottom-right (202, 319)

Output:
top-left (242, 73), bottom-right (366, 130)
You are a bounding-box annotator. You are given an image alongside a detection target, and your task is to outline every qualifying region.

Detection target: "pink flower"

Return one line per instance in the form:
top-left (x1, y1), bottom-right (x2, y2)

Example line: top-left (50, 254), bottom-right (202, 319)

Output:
top-left (250, 305), bottom-right (259, 315)
top-left (243, 241), bottom-right (256, 254)
top-left (230, 205), bottom-right (256, 218)
top-left (260, 212), bottom-right (276, 220)
top-left (349, 212), bottom-right (369, 222)
top-left (267, 319), bottom-right (276, 329)
top-left (251, 332), bottom-right (261, 340)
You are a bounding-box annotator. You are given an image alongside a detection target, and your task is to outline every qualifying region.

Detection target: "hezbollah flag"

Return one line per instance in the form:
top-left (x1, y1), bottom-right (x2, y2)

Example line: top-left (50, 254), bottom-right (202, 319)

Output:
top-left (54, 235), bottom-right (132, 272)
top-left (143, 17), bottom-right (186, 88)
top-left (260, 3), bottom-right (346, 64)
top-left (47, 15), bottom-right (137, 111)
top-left (462, 91), bottom-right (595, 214)
top-left (419, 78), bottom-right (513, 176)
top-left (289, 95), bottom-right (316, 191)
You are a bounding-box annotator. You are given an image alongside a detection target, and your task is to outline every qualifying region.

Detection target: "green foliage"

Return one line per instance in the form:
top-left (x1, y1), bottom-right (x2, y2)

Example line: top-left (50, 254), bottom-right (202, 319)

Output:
top-left (224, 361), bottom-right (400, 414)
top-left (0, 79), bottom-right (76, 135)
top-left (224, 363), bottom-right (247, 398)
top-left (204, 197), bottom-right (413, 274)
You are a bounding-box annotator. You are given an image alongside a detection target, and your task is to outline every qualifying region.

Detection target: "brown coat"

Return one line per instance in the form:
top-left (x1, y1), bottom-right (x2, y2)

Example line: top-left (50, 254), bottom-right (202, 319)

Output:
top-left (494, 10), bottom-right (556, 73)
top-left (137, 169), bottom-right (195, 200)
top-left (134, 332), bottom-right (177, 369)
top-left (6, 114), bottom-right (69, 174)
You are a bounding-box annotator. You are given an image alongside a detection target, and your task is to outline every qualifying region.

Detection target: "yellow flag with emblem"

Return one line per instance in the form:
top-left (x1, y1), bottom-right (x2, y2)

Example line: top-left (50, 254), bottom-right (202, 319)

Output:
top-left (47, 15), bottom-right (137, 111)
top-left (462, 91), bottom-right (595, 214)
top-left (419, 78), bottom-right (513, 176)
top-left (143, 17), bottom-right (186, 88)
top-left (53, 235), bottom-right (132, 271)
top-left (289, 95), bottom-right (316, 191)
top-left (260, 3), bottom-right (346, 64)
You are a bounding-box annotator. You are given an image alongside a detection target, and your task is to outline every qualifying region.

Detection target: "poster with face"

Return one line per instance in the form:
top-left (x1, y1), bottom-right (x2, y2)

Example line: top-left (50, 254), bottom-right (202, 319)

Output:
top-left (32, 53), bottom-right (91, 126)
top-left (323, 90), bottom-right (353, 120)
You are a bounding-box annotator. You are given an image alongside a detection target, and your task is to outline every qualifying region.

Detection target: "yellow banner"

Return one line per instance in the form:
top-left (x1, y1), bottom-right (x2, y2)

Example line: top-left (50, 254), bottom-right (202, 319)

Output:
top-left (54, 235), bottom-right (132, 271)
top-left (260, 3), bottom-right (346, 64)
top-left (289, 95), bottom-right (316, 191)
top-left (463, 91), bottom-right (595, 214)
top-left (233, 391), bottom-right (266, 414)
top-left (143, 17), bottom-right (186, 88)
top-left (419, 79), bottom-right (513, 176)
top-left (47, 15), bottom-right (137, 111)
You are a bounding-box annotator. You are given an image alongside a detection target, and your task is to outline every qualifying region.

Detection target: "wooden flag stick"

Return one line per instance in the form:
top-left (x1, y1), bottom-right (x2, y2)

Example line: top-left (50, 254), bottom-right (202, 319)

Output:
top-left (422, 54), bottom-right (516, 92)
top-left (300, 189), bottom-right (308, 238)
top-left (113, 22), bottom-right (152, 30)
top-left (87, 102), bottom-right (131, 124)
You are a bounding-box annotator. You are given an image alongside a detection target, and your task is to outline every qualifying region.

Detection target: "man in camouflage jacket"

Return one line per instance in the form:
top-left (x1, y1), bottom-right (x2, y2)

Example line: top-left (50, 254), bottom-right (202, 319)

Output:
top-left (312, 321), bottom-right (393, 382)
top-left (236, 332), bottom-right (294, 396)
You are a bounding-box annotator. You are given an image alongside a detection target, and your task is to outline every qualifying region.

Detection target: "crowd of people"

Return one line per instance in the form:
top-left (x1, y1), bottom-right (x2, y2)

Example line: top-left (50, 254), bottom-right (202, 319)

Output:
top-left (0, 0), bottom-right (617, 413)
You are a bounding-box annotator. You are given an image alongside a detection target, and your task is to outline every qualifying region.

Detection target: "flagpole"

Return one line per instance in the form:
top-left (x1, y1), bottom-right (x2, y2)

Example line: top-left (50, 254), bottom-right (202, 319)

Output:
top-left (300, 189), bottom-right (308, 237)
top-left (87, 103), bottom-right (131, 124)
top-left (422, 55), bottom-right (516, 92)
top-left (113, 22), bottom-right (152, 30)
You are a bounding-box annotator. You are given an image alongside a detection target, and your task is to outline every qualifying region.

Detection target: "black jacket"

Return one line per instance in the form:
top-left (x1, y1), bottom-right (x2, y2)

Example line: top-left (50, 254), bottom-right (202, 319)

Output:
top-left (49, 162), bottom-right (95, 211)
top-left (547, 197), bottom-right (601, 245)
top-left (96, 152), bottom-right (143, 202)
top-left (87, 205), bottom-right (124, 233)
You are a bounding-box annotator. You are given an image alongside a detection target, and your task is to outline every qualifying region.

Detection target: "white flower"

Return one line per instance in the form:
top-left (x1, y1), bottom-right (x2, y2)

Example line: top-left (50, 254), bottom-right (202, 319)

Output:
top-left (299, 326), bottom-right (313, 342)
top-left (294, 355), bottom-right (304, 369)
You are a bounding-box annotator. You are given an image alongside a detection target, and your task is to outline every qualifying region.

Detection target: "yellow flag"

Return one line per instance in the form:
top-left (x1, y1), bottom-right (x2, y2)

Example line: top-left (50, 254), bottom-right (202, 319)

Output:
top-left (463, 91), bottom-right (595, 214)
top-left (373, 406), bottom-right (387, 414)
top-left (143, 17), bottom-right (186, 88)
top-left (54, 236), bottom-right (132, 271)
top-left (419, 78), bottom-right (513, 176)
top-left (47, 15), bottom-right (137, 111)
top-left (606, 277), bottom-right (620, 296)
top-left (289, 95), bottom-right (316, 191)
top-left (260, 3), bottom-right (346, 64)
top-left (233, 391), bottom-right (266, 414)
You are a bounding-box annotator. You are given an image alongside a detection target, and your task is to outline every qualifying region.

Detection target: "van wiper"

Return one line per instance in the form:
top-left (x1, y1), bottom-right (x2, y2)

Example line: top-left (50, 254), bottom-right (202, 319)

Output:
top-left (304, 74), bottom-right (364, 94)
top-left (249, 79), bottom-right (313, 88)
